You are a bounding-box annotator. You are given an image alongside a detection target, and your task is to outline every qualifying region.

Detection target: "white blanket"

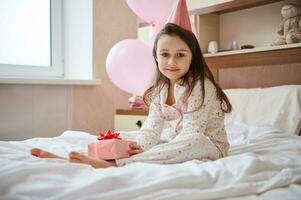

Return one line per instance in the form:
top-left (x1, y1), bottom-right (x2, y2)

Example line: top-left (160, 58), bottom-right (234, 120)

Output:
top-left (0, 125), bottom-right (301, 200)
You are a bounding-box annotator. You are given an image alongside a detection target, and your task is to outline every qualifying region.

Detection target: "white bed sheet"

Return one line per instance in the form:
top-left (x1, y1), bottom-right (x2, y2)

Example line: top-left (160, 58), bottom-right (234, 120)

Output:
top-left (224, 184), bottom-right (301, 200)
top-left (0, 125), bottom-right (301, 200)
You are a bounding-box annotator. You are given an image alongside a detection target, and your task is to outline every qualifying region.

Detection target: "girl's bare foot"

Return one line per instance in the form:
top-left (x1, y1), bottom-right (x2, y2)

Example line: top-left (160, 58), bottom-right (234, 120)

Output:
top-left (68, 151), bottom-right (116, 168)
top-left (30, 148), bottom-right (67, 160)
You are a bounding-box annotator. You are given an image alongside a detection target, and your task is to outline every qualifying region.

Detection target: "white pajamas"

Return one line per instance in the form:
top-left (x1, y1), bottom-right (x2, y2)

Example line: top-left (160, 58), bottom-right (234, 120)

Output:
top-left (116, 79), bottom-right (229, 166)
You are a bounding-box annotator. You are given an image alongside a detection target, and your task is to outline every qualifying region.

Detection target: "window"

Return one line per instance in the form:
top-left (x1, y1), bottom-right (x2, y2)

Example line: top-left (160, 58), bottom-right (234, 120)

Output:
top-left (0, 0), bottom-right (63, 78)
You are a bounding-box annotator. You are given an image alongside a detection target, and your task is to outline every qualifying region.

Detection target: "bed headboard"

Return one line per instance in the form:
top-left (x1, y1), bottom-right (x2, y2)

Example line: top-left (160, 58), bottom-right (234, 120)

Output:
top-left (205, 47), bottom-right (301, 89)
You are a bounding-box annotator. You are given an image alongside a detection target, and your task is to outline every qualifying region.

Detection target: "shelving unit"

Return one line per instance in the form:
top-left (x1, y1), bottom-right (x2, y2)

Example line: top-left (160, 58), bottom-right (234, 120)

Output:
top-left (188, 0), bottom-right (301, 88)
top-left (189, 0), bottom-right (301, 58)
top-left (190, 0), bottom-right (301, 54)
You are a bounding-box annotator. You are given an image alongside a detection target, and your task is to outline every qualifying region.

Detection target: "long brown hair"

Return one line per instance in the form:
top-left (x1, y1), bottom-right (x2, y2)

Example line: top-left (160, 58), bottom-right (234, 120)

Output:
top-left (143, 23), bottom-right (231, 113)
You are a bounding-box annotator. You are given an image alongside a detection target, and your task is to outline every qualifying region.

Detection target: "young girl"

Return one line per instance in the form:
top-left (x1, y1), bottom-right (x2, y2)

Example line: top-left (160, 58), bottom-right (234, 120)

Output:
top-left (31, 23), bottom-right (232, 168)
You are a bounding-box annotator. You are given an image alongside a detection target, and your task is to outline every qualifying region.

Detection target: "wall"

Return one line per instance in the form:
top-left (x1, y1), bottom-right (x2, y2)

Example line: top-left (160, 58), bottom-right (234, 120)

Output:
top-left (0, 0), bottom-right (137, 140)
top-left (0, 85), bottom-right (73, 140)
top-left (71, 0), bottom-right (137, 134)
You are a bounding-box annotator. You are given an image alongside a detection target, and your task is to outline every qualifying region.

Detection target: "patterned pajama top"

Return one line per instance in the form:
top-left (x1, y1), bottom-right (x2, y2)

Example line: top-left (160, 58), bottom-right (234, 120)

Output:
top-left (116, 78), bottom-right (230, 166)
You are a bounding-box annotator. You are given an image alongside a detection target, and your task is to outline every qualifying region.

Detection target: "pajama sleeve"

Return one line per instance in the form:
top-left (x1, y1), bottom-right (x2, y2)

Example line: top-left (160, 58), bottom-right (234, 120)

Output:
top-left (134, 94), bottom-right (165, 151)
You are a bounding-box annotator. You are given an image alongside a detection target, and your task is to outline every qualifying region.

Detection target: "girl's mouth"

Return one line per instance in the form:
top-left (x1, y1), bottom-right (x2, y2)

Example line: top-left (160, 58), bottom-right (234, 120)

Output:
top-left (165, 67), bottom-right (179, 72)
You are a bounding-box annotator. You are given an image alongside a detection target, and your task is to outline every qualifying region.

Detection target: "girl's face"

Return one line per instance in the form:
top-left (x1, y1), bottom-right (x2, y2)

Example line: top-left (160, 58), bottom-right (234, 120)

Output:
top-left (156, 34), bottom-right (192, 83)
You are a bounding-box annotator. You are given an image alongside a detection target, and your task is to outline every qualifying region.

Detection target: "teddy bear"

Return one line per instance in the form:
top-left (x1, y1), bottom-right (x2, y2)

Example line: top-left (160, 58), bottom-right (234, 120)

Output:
top-left (273, 3), bottom-right (301, 45)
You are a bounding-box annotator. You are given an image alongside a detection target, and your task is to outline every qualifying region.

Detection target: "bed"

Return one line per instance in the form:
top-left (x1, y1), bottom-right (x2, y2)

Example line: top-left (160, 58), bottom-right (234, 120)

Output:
top-left (0, 84), bottom-right (301, 200)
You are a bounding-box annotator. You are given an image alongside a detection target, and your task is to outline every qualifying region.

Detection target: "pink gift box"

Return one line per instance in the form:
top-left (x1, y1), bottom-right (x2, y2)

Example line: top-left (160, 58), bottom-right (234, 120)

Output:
top-left (88, 139), bottom-right (136, 160)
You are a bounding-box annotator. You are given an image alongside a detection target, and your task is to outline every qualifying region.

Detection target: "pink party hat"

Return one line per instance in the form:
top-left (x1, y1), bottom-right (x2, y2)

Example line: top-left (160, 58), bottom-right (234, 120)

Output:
top-left (166, 0), bottom-right (192, 31)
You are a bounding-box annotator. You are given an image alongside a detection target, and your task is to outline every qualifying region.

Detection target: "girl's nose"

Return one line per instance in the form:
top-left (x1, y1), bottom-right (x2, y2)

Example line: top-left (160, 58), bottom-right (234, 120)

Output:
top-left (167, 56), bottom-right (176, 65)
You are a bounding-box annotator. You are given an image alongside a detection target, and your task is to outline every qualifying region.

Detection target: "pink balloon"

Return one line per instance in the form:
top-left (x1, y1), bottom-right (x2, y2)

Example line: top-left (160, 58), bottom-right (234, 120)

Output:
top-left (106, 39), bottom-right (156, 96)
top-left (126, 0), bottom-right (174, 24)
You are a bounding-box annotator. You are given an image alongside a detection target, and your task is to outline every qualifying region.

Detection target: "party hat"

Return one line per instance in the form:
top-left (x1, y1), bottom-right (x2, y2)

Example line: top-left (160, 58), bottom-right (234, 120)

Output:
top-left (166, 0), bottom-right (192, 31)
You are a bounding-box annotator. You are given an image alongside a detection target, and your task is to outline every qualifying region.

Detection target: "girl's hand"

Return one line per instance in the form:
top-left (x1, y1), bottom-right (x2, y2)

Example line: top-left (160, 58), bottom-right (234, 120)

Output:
top-left (128, 143), bottom-right (144, 156)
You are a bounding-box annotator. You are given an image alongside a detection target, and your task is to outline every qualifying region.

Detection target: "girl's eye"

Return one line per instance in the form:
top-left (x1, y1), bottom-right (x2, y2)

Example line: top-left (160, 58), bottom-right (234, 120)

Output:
top-left (177, 53), bottom-right (185, 57)
top-left (160, 53), bottom-right (169, 57)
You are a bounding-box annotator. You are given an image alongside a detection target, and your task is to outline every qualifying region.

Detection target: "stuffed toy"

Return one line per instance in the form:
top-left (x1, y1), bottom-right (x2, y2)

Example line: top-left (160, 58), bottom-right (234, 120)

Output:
top-left (273, 3), bottom-right (301, 45)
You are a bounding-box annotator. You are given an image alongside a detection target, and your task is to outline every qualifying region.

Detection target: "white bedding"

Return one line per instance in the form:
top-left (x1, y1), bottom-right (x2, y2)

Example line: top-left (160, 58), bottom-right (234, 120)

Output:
top-left (1, 123), bottom-right (301, 200)
top-left (224, 85), bottom-right (301, 135)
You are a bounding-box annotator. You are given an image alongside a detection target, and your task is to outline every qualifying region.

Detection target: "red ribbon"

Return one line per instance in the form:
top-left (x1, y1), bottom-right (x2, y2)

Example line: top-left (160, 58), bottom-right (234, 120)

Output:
top-left (97, 130), bottom-right (121, 140)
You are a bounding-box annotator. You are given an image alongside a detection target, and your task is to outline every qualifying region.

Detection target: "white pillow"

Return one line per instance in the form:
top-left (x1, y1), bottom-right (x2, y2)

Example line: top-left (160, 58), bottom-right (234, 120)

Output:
top-left (225, 121), bottom-right (283, 145)
top-left (223, 85), bottom-right (301, 135)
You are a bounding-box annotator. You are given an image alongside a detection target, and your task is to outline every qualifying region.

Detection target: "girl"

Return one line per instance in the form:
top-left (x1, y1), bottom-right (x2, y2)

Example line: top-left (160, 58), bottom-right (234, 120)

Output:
top-left (31, 23), bottom-right (232, 168)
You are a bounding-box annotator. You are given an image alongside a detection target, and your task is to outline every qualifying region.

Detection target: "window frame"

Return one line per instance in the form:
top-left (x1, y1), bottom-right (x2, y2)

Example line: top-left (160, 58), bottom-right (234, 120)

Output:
top-left (0, 0), bottom-right (64, 78)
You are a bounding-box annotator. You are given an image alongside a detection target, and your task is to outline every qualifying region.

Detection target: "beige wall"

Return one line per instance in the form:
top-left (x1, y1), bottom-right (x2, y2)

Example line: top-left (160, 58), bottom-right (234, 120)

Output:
top-left (0, 0), bottom-right (137, 140)
top-left (0, 85), bottom-right (73, 140)
top-left (71, 0), bottom-right (137, 134)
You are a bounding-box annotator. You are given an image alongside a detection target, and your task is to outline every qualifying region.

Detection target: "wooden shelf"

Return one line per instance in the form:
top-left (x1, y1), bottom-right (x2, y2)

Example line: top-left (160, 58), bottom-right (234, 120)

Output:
top-left (203, 43), bottom-right (301, 57)
top-left (189, 0), bottom-right (283, 15)
top-left (204, 45), bottom-right (301, 69)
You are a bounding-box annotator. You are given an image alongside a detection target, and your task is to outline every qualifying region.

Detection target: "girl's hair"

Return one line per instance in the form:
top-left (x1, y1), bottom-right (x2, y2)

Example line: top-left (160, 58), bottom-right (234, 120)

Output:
top-left (143, 23), bottom-right (232, 113)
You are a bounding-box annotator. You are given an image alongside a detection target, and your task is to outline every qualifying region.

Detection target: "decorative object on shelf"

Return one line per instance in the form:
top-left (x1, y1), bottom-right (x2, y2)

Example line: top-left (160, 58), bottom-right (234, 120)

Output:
top-left (208, 41), bottom-right (219, 53)
top-left (273, 3), bottom-right (301, 46)
top-left (241, 44), bottom-right (255, 49)
top-left (88, 130), bottom-right (136, 160)
top-left (128, 95), bottom-right (147, 110)
top-left (231, 40), bottom-right (239, 50)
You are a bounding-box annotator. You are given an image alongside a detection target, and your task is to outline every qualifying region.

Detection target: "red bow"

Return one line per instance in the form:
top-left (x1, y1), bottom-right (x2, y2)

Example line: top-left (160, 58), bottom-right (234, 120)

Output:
top-left (97, 130), bottom-right (121, 140)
